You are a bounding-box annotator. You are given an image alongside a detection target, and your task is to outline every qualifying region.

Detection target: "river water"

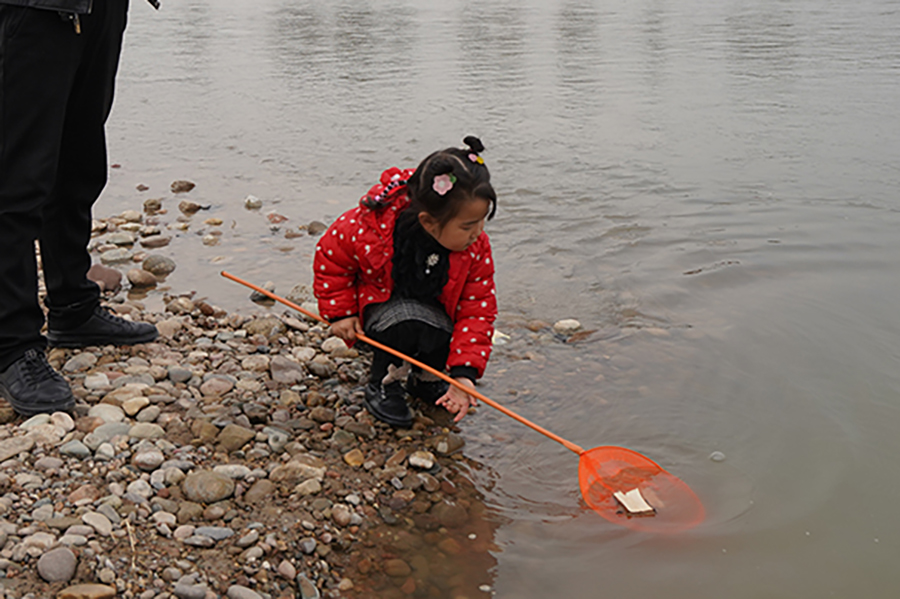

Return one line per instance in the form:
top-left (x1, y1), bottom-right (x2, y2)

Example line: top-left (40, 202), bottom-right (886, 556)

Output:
top-left (103, 0), bottom-right (900, 597)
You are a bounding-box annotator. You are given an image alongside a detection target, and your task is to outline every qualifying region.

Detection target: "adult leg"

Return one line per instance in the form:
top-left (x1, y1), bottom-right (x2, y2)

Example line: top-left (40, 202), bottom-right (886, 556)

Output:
top-left (0, 6), bottom-right (81, 371)
top-left (41, 0), bottom-right (157, 347)
top-left (0, 6), bottom-right (81, 413)
top-left (42, 0), bottom-right (126, 326)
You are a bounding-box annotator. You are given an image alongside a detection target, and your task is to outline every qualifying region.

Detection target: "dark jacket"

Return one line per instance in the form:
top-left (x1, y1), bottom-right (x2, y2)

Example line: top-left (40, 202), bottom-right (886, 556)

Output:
top-left (0, 0), bottom-right (158, 14)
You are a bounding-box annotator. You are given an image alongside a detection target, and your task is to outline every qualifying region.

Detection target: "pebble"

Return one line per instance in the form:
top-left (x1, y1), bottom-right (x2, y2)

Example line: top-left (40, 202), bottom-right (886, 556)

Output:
top-left (276, 560), bottom-right (296, 580)
top-left (62, 352), bottom-right (98, 373)
top-left (408, 450), bottom-right (436, 470)
top-left (143, 254), bottom-right (177, 277)
top-left (0, 435), bottom-right (34, 461)
top-left (182, 470), bottom-right (235, 503)
top-left (226, 586), bottom-right (263, 599)
top-left (84, 372), bottom-right (111, 389)
top-left (82, 512), bottom-right (113, 536)
top-left (553, 318), bottom-right (582, 335)
top-left (173, 583), bottom-right (208, 599)
top-left (57, 584), bottom-right (117, 599)
top-left (37, 546), bottom-right (77, 582)
top-left (88, 404), bottom-right (125, 423)
top-left (709, 451), bottom-right (727, 462)
top-left (59, 439), bottom-right (91, 458)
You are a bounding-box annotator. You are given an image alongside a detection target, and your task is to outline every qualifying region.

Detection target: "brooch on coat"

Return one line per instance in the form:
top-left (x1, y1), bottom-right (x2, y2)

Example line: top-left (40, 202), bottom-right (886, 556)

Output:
top-left (425, 253), bottom-right (440, 275)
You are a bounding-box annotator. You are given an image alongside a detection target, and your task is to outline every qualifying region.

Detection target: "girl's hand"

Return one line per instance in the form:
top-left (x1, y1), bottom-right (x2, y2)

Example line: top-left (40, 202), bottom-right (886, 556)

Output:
top-left (436, 377), bottom-right (478, 422)
top-left (330, 317), bottom-right (363, 341)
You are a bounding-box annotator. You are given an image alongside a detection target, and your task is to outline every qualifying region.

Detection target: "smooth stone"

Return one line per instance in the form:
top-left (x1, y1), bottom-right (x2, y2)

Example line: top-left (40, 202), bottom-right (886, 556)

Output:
top-left (200, 376), bottom-right (234, 397)
top-left (86, 264), bottom-right (122, 293)
top-left (88, 404), bottom-right (125, 424)
top-left (84, 422), bottom-right (131, 449)
top-left (167, 365), bottom-right (192, 382)
top-left (383, 558), bottom-right (412, 577)
top-left (107, 231), bottom-right (135, 245)
top-left (243, 479), bottom-right (276, 505)
top-left (240, 354), bottom-right (269, 372)
top-left (82, 512), bottom-right (113, 536)
top-left (50, 411), bottom-right (75, 432)
top-left (244, 195), bottom-right (262, 210)
top-left (217, 424), bottom-right (255, 452)
top-left (297, 574), bottom-right (320, 599)
top-left (140, 235), bottom-right (171, 249)
top-left (294, 479), bottom-right (321, 496)
top-left (408, 450), bottom-right (436, 470)
top-left (291, 347), bottom-right (316, 363)
top-left (709, 451), bottom-right (727, 462)
top-left (59, 440), bottom-right (91, 459)
top-left (37, 546), bottom-right (77, 582)
top-left (0, 435), bottom-right (35, 461)
top-left (122, 396), bottom-right (150, 416)
top-left (194, 526), bottom-right (234, 541)
top-left (213, 464), bottom-right (251, 479)
top-left (235, 530), bottom-right (259, 549)
top-left (298, 538), bottom-right (317, 555)
top-left (83, 373), bottom-right (110, 389)
top-left (276, 560), bottom-right (296, 580)
top-left (129, 422), bottom-right (166, 439)
top-left (182, 470), bottom-right (235, 504)
top-left (320, 337), bottom-right (347, 354)
top-left (306, 355), bottom-right (336, 379)
top-left (431, 499), bottom-right (468, 528)
top-left (126, 479), bottom-right (154, 499)
top-left (331, 504), bottom-right (352, 527)
top-left (135, 405), bottom-right (161, 423)
top-left (57, 584), bottom-right (117, 599)
top-left (94, 443), bottom-right (116, 461)
top-left (99, 248), bottom-right (132, 264)
top-left (269, 355), bottom-right (304, 384)
top-left (261, 426), bottom-right (290, 453)
top-left (62, 353), bottom-right (97, 373)
top-left (226, 586), bottom-right (262, 599)
top-left (19, 413), bottom-right (51, 428)
top-left (553, 318), bottom-right (582, 335)
top-left (182, 535), bottom-right (216, 547)
top-left (173, 583), bottom-right (208, 599)
top-left (142, 254), bottom-right (176, 277)
top-left (343, 449), bottom-right (365, 467)
top-left (35, 456), bottom-right (64, 471)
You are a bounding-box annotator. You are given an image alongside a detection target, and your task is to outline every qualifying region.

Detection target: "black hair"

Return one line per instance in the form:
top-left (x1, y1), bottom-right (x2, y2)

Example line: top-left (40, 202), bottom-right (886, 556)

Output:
top-left (402, 135), bottom-right (497, 229)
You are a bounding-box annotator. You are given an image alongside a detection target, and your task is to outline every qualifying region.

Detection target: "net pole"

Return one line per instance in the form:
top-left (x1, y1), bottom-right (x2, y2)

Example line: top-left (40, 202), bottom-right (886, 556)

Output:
top-left (221, 271), bottom-right (586, 455)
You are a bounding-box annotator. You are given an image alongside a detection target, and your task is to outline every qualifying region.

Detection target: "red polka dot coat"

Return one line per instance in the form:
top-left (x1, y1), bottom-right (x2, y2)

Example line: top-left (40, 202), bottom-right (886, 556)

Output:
top-left (313, 171), bottom-right (497, 379)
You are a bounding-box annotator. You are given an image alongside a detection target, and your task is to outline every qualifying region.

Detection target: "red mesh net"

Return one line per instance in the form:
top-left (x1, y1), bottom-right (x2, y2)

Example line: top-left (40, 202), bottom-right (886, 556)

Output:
top-left (579, 446), bottom-right (705, 533)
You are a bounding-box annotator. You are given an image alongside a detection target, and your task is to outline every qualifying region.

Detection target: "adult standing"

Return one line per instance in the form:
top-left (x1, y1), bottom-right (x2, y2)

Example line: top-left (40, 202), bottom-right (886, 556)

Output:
top-left (0, 0), bottom-right (160, 416)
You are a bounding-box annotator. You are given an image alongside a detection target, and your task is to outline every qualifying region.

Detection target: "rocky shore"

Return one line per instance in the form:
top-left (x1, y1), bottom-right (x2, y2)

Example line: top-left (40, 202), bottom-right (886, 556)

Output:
top-left (0, 299), bottom-right (498, 599)
top-left (0, 186), bottom-right (506, 599)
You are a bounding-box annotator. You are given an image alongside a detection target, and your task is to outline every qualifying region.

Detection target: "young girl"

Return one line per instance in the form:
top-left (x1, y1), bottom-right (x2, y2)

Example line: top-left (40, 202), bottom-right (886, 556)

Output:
top-left (313, 136), bottom-right (497, 428)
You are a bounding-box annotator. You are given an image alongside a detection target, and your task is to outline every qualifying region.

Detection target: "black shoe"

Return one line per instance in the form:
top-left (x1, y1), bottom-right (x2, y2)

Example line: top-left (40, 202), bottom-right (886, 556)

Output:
top-left (0, 350), bottom-right (75, 417)
top-left (47, 305), bottom-right (158, 348)
top-left (406, 372), bottom-right (449, 405)
top-left (363, 381), bottom-right (413, 428)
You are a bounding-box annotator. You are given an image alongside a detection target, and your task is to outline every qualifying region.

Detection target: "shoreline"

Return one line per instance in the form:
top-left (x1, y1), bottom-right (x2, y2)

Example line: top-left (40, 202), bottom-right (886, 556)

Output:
top-left (0, 300), bottom-right (498, 599)
top-left (1, 192), bottom-right (500, 599)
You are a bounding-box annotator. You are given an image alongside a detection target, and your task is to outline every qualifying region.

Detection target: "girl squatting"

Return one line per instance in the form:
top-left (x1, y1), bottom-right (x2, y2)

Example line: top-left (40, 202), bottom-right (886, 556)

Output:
top-left (313, 137), bottom-right (498, 428)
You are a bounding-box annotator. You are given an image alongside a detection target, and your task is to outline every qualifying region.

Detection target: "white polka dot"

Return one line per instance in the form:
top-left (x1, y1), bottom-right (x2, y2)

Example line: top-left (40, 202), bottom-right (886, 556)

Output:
top-left (465, 361), bottom-right (471, 366)
top-left (339, 234), bottom-right (344, 239)
top-left (340, 216), bottom-right (345, 221)
top-left (350, 219), bottom-right (355, 224)
top-left (316, 246), bottom-right (321, 251)
top-left (380, 224), bottom-right (386, 229)
top-left (367, 296), bottom-right (373, 300)
top-left (358, 228), bottom-right (363, 234)
top-left (481, 301), bottom-right (487, 307)
top-left (351, 236), bottom-right (356, 242)
top-left (456, 349), bottom-right (462, 354)
top-left (462, 327), bottom-right (468, 332)
top-left (469, 296), bottom-right (475, 300)
top-left (481, 351), bottom-right (486, 357)
top-left (483, 281), bottom-right (488, 285)
top-left (470, 338), bottom-right (476, 343)
top-left (323, 283), bottom-right (329, 288)
top-left (365, 245), bottom-right (371, 252)
top-left (486, 258), bottom-right (491, 264)
top-left (327, 249), bottom-right (333, 256)
top-left (330, 300), bottom-right (336, 305)
top-left (332, 230), bottom-right (337, 235)
top-left (346, 310), bottom-right (352, 315)
top-left (320, 265), bottom-right (325, 270)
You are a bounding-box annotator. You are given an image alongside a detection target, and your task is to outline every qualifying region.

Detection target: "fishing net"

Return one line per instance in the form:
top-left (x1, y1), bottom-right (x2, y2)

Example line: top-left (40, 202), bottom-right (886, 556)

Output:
top-left (579, 446), bottom-right (705, 533)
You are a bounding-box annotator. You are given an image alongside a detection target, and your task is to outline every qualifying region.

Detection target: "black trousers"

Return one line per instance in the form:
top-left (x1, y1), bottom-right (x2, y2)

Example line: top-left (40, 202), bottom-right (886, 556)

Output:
top-left (0, 1), bottom-right (128, 371)
top-left (364, 320), bottom-right (451, 385)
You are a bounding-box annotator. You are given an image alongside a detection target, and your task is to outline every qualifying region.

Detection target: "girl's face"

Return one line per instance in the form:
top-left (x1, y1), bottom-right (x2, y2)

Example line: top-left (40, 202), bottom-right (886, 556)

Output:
top-left (419, 197), bottom-right (491, 252)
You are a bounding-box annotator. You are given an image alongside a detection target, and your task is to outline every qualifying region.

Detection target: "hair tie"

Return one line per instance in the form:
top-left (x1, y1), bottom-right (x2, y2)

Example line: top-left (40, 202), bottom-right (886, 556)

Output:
top-left (468, 153), bottom-right (484, 165)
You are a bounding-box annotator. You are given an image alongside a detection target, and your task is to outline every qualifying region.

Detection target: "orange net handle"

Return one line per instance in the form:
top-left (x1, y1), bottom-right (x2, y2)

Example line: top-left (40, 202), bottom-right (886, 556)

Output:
top-left (221, 271), bottom-right (585, 455)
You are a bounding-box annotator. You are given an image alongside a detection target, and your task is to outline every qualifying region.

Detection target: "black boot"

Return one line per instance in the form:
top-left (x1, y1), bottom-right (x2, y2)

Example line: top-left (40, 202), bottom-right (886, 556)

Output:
top-left (0, 349), bottom-right (75, 416)
top-left (363, 349), bottom-right (413, 427)
top-left (47, 304), bottom-right (158, 348)
top-left (364, 380), bottom-right (413, 428)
